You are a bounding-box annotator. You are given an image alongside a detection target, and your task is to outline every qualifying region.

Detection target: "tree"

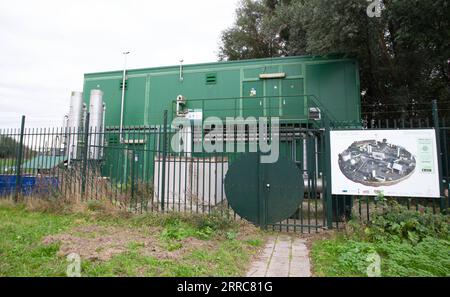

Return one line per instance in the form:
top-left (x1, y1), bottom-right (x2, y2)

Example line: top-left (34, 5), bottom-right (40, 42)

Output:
top-left (218, 0), bottom-right (286, 61)
top-left (218, 0), bottom-right (450, 119)
top-left (0, 136), bottom-right (20, 159)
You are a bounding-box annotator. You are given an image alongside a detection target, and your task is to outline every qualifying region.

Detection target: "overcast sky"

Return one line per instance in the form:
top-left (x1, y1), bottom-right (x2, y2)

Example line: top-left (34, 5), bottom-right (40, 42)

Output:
top-left (0, 0), bottom-right (238, 128)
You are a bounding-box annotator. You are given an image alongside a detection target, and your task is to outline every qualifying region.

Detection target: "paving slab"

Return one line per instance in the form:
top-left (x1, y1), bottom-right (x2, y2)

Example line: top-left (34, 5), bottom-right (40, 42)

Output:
top-left (246, 234), bottom-right (311, 277)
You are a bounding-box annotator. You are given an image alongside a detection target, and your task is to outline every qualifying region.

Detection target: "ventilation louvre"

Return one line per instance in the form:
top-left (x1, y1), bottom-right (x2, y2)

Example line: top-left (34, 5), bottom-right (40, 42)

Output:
top-left (205, 73), bottom-right (217, 84)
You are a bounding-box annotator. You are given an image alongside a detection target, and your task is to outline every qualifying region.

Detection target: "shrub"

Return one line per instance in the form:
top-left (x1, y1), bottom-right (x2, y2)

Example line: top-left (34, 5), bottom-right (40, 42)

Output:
top-left (312, 203), bottom-right (450, 277)
top-left (192, 210), bottom-right (234, 231)
top-left (364, 203), bottom-right (449, 244)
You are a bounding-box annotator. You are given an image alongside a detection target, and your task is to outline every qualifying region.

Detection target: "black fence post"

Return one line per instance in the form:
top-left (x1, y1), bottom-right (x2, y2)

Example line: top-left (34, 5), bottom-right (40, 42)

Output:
top-left (131, 149), bottom-right (135, 208)
top-left (257, 150), bottom-right (267, 229)
top-left (432, 100), bottom-right (446, 213)
top-left (81, 113), bottom-right (90, 200)
top-left (14, 115), bottom-right (25, 202)
top-left (160, 110), bottom-right (168, 211)
top-left (323, 119), bottom-right (334, 229)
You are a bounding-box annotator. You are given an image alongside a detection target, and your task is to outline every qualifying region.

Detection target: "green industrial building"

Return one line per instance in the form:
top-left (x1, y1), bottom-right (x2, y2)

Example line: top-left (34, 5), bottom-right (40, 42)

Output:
top-left (82, 55), bottom-right (361, 127)
top-left (77, 55), bottom-right (361, 211)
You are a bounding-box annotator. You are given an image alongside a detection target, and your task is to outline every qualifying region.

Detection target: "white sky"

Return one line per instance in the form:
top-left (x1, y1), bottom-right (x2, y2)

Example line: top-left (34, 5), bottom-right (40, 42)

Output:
top-left (0, 0), bottom-right (238, 128)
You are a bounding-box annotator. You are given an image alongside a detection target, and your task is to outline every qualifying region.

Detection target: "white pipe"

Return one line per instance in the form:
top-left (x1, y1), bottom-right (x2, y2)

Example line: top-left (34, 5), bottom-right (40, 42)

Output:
top-left (119, 51), bottom-right (130, 143)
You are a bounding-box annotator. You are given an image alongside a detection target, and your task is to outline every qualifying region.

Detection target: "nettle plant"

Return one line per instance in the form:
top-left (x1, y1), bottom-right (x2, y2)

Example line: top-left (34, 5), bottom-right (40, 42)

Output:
top-left (365, 202), bottom-right (449, 244)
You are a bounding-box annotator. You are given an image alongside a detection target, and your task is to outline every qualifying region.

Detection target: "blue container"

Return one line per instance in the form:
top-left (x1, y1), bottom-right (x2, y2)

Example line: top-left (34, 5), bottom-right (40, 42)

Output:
top-left (0, 175), bottom-right (59, 196)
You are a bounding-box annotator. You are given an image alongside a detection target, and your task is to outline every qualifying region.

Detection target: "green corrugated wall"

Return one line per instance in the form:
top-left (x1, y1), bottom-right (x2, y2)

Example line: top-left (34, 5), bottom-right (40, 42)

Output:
top-left (83, 55), bottom-right (361, 126)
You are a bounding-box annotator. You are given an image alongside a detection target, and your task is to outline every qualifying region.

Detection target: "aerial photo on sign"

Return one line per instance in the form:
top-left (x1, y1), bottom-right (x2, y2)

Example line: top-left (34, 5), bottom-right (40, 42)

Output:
top-left (330, 129), bottom-right (440, 198)
top-left (338, 138), bottom-right (416, 187)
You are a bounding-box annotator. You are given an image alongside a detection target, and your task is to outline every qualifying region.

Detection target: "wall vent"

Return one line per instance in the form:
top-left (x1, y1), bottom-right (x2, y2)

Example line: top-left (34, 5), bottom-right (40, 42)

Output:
top-left (205, 73), bottom-right (217, 84)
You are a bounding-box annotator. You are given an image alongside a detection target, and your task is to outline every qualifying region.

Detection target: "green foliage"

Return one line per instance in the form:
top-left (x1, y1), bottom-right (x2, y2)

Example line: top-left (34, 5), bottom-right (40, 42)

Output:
top-left (192, 210), bottom-right (235, 231)
top-left (365, 203), bottom-right (449, 244)
top-left (156, 211), bottom-right (234, 242)
top-left (160, 221), bottom-right (215, 241)
top-left (226, 231), bottom-right (238, 240)
top-left (245, 238), bottom-right (264, 247)
top-left (86, 200), bottom-right (104, 212)
top-left (218, 0), bottom-right (285, 60)
top-left (166, 241), bottom-right (183, 251)
top-left (312, 236), bottom-right (450, 277)
top-left (0, 136), bottom-right (19, 159)
top-left (0, 135), bottom-right (36, 160)
top-left (219, 0), bottom-right (450, 118)
top-left (312, 204), bottom-right (450, 277)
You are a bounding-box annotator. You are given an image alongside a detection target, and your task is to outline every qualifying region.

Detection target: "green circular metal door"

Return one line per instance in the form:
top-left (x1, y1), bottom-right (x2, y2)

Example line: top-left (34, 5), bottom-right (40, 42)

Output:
top-left (224, 153), bottom-right (304, 225)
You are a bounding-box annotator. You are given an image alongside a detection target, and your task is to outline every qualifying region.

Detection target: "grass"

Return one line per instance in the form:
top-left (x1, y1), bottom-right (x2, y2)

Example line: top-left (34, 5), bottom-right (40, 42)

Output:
top-left (0, 200), bottom-right (266, 277)
top-left (311, 203), bottom-right (450, 277)
top-left (311, 234), bottom-right (450, 277)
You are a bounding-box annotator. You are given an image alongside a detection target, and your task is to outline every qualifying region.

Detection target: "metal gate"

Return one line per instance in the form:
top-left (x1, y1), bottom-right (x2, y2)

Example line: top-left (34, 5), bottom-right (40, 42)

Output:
top-left (225, 154), bottom-right (305, 227)
top-left (221, 124), bottom-right (327, 232)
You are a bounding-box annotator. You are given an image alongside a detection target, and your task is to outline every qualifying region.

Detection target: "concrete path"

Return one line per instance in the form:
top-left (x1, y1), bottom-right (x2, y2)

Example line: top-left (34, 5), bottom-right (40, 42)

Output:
top-left (246, 234), bottom-right (311, 277)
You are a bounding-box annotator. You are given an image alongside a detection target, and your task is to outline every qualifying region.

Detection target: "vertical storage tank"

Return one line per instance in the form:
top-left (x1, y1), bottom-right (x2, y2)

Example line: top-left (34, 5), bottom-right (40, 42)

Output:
top-left (88, 89), bottom-right (105, 160)
top-left (67, 91), bottom-right (84, 161)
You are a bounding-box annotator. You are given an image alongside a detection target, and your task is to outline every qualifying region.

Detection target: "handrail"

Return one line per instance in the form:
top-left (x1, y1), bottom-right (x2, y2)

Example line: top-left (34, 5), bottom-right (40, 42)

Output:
top-left (170, 94), bottom-right (341, 126)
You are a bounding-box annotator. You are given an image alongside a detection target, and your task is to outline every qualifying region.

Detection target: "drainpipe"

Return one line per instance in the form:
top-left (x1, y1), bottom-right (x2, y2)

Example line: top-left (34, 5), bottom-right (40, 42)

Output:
top-left (119, 51), bottom-right (130, 143)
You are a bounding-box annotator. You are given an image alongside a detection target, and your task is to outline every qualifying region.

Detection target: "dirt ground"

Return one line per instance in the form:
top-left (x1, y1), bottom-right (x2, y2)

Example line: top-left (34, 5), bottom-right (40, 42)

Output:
top-left (42, 224), bottom-right (215, 262)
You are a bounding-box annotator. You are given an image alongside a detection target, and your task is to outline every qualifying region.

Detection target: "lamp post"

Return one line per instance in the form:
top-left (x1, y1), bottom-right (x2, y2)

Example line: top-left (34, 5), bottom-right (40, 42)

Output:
top-left (120, 51), bottom-right (130, 143)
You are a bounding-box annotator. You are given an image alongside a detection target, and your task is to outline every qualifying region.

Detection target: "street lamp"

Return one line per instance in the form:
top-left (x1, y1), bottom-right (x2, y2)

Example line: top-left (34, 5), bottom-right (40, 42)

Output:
top-left (119, 51), bottom-right (130, 143)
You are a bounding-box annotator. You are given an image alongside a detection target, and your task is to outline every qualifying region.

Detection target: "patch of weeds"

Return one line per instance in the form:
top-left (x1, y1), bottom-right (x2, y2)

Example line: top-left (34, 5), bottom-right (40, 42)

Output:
top-left (160, 221), bottom-right (216, 242)
top-left (245, 238), bottom-right (263, 247)
top-left (128, 241), bottom-right (145, 251)
top-left (311, 204), bottom-right (450, 277)
top-left (193, 211), bottom-right (235, 231)
top-left (166, 242), bottom-right (183, 251)
top-left (225, 231), bottom-right (238, 240)
top-left (161, 224), bottom-right (192, 241)
top-left (87, 200), bottom-right (104, 212)
top-left (195, 226), bottom-right (214, 240)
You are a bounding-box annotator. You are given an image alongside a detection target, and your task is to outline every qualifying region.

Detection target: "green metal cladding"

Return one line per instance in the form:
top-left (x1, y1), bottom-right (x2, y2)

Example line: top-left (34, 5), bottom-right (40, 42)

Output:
top-left (82, 55), bottom-right (361, 126)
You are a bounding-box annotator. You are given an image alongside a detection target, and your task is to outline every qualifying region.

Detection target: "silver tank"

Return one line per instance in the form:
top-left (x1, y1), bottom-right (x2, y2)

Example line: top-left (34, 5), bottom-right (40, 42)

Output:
top-left (67, 91), bottom-right (83, 160)
top-left (88, 89), bottom-right (104, 159)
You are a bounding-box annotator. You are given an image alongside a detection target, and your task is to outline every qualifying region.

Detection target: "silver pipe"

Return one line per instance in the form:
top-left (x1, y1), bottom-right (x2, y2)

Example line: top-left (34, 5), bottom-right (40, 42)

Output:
top-left (119, 51), bottom-right (130, 143)
top-left (179, 59), bottom-right (184, 81)
top-left (304, 177), bottom-right (323, 193)
top-left (101, 103), bottom-right (106, 158)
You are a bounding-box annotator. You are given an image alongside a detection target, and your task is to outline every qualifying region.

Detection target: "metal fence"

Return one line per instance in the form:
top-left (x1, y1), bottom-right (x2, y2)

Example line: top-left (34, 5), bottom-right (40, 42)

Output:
top-left (0, 111), bottom-right (328, 232)
top-left (1, 103), bottom-right (448, 233)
